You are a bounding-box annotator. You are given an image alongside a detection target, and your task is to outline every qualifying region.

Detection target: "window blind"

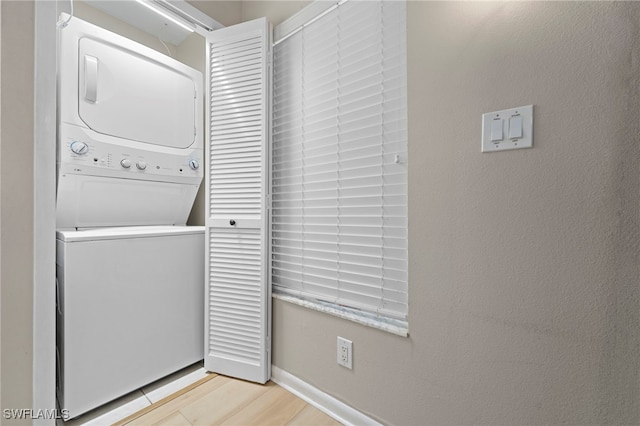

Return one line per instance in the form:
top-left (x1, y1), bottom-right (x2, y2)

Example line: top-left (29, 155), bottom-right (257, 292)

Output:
top-left (271, 0), bottom-right (408, 326)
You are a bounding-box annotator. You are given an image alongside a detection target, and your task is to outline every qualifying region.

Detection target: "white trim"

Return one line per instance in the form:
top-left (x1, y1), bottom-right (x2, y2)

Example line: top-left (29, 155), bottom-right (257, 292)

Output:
top-left (273, 293), bottom-right (409, 337)
top-left (273, 0), bottom-right (342, 44)
top-left (271, 366), bottom-right (382, 426)
top-left (33, 1), bottom-right (58, 424)
top-left (136, 0), bottom-right (195, 33)
top-left (156, 0), bottom-right (223, 32)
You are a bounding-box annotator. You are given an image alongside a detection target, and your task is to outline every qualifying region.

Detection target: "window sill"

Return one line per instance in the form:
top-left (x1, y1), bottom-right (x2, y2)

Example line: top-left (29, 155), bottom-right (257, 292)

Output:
top-left (272, 293), bottom-right (409, 337)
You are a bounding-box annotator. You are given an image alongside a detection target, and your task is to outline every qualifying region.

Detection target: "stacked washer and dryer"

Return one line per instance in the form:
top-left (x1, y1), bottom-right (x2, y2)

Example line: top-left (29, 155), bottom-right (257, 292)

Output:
top-left (56, 15), bottom-right (205, 419)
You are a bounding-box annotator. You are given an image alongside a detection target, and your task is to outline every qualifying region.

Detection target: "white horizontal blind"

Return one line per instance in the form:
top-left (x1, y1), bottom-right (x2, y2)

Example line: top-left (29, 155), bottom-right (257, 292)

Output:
top-left (272, 0), bottom-right (408, 324)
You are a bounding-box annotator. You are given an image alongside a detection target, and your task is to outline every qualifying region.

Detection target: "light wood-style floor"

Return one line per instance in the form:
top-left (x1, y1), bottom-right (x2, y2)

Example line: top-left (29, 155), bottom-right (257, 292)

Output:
top-left (113, 373), bottom-right (342, 426)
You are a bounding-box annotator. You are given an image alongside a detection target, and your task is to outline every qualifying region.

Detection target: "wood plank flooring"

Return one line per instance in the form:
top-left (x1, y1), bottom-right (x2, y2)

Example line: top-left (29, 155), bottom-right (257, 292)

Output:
top-left (114, 373), bottom-right (342, 426)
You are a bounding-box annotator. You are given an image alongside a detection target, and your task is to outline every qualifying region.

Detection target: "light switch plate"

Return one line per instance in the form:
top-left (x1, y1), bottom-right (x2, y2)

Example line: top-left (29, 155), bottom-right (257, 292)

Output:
top-left (482, 105), bottom-right (533, 153)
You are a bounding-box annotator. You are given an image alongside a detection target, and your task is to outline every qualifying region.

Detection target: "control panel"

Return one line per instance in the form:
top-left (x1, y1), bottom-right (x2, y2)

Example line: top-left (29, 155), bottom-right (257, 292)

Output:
top-left (58, 124), bottom-right (203, 185)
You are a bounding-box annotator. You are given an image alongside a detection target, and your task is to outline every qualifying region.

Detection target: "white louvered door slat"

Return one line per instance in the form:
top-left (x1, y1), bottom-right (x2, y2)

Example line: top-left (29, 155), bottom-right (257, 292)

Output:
top-left (205, 18), bottom-right (271, 384)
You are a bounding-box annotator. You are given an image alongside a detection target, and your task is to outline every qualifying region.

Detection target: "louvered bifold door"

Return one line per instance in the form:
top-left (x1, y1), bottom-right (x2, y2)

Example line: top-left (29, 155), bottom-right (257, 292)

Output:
top-left (204, 17), bottom-right (271, 384)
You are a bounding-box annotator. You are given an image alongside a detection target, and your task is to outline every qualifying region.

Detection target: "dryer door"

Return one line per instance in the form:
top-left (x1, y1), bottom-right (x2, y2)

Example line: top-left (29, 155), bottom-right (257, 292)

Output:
top-left (78, 37), bottom-right (198, 149)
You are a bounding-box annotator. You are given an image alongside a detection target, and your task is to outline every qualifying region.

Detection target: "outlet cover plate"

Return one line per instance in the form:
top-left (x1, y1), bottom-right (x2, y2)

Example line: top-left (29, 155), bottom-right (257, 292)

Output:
top-left (482, 105), bottom-right (533, 153)
top-left (337, 337), bottom-right (352, 369)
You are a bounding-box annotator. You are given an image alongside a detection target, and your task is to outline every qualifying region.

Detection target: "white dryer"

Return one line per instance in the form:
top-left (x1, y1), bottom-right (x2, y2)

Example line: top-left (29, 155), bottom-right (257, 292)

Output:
top-left (56, 12), bottom-right (203, 230)
top-left (56, 14), bottom-right (205, 419)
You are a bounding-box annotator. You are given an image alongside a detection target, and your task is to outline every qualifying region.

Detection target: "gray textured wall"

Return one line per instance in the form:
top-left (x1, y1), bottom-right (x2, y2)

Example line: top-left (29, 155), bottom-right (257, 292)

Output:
top-left (268, 1), bottom-right (640, 424)
top-left (1, 1), bottom-right (35, 423)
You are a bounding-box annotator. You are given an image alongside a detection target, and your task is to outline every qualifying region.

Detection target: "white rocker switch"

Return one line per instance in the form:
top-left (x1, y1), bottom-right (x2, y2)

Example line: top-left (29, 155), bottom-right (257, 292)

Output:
top-left (509, 115), bottom-right (523, 139)
top-left (490, 118), bottom-right (503, 142)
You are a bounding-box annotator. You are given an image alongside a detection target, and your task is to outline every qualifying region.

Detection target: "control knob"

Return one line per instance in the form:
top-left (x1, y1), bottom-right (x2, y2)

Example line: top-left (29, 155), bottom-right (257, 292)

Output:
top-left (120, 159), bottom-right (131, 169)
top-left (136, 161), bottom-right (147, 170)
top-left (188, 159), bottom-right (199, 170)
top-left (70, 141), bottom-right (89, 155)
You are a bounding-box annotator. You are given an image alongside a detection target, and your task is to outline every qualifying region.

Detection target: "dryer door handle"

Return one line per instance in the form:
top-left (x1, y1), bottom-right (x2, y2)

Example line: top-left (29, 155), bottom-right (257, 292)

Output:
top-left (84, 55), bottom-right (99, 103)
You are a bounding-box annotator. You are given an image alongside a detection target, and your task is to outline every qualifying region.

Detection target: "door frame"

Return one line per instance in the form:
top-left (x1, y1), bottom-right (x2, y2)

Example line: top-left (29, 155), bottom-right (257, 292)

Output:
top-left (33, 1), bottom-right (59, 422)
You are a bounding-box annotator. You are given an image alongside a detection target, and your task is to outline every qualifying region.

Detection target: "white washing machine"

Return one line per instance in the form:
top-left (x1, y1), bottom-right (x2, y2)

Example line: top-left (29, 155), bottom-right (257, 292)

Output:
top-left (56, 226), bottom-right (204, 419)
top-left (56, 14), bottom-right (205, 418)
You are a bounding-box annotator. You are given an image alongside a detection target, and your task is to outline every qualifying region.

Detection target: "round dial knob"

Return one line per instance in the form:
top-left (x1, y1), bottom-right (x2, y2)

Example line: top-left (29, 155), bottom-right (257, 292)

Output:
top-left (70, 141), bottom-right (89, 155)
top-left (120, 159), bottom-right (132, 168)
top-left (188, 159), bottom-right (199, 170)
top-left (136, 161), bottom-right (147, 170)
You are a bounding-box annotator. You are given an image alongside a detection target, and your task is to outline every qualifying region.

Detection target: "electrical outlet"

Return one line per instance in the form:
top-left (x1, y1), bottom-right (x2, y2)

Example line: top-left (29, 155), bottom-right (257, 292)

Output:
top-left (337, 337), bottom-right (352, 369)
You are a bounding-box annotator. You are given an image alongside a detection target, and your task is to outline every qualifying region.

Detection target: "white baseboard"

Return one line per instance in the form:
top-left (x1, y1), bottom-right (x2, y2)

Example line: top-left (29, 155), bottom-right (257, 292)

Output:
top-left (270, 366), bottom-right (382, 426)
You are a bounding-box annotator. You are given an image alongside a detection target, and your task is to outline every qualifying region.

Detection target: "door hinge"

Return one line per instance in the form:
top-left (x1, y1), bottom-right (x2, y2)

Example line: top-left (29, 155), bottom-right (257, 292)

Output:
top-left (266, 335), bottom-right (271, 352)
top-left (266, 194), bottom-right (272, 210)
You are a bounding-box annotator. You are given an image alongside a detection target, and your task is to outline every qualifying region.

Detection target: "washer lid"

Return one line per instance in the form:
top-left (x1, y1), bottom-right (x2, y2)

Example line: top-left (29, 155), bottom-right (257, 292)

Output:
top-left (56, 225), bottom-right (205, 242)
